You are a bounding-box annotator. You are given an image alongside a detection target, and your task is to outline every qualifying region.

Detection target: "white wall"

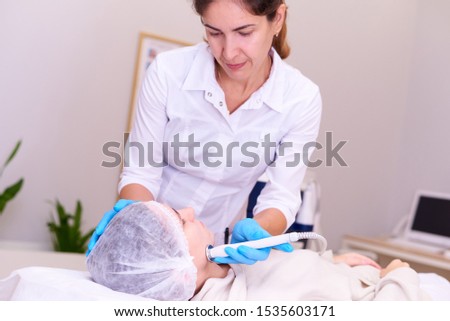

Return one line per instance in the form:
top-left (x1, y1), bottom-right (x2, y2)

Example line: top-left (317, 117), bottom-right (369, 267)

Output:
top-left (0, 0), bottom-right (446, 251)
top-left (286, 0), bottom-right (419, 249)
top-left (387, 0), bottom-right (450, 229)
top-left (0, 0), bottom-right (203, 249)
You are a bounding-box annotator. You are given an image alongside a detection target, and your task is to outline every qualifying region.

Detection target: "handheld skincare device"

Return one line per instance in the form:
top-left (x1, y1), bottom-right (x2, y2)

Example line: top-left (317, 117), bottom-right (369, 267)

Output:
top-left (205, 232), bottom-right (327, 261)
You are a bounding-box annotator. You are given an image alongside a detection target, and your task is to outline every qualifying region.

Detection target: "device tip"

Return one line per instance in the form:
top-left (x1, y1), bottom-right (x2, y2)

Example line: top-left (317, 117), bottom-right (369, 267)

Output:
top-left (205, 244), bottom-right (214, 262)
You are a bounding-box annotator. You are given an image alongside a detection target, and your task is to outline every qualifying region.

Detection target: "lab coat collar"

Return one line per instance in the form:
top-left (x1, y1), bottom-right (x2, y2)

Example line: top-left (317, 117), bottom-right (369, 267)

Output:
top-left (182, 43), bottom-right (286, 113)
top-left (260, 49), bottom-right (285, 113)
top-left (182, 42), bottom-right (218, 92)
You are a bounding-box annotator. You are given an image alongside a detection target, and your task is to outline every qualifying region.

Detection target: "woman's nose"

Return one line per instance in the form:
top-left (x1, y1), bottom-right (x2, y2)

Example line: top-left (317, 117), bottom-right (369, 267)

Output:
top-left (223, 38), bottom-right (238, 61)
top-left (178, 207), bottom-right (195, 222)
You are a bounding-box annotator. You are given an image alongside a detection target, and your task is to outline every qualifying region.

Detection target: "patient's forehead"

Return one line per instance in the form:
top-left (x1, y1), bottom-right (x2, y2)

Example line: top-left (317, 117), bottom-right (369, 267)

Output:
top-left (142, 201), bottom-right (185, 232)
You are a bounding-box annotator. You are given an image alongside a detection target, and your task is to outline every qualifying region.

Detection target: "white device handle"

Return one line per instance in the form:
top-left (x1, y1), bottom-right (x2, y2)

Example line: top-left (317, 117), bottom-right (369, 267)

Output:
top-left (206, 232), bottom-right (327, 261)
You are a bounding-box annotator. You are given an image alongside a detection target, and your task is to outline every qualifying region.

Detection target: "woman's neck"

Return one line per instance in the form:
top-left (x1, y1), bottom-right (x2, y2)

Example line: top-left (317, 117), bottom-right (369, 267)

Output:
top-left (216, 54), bottom-right (272, 97)
top-left (216, 55), bottom-right (272, 114)
top-left (194, 261), bottom-right (230, 294)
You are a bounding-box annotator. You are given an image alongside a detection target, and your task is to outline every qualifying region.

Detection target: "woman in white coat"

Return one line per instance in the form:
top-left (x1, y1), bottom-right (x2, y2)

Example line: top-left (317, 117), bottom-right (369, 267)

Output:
top-left (90, 0), bottom-right (338, 266)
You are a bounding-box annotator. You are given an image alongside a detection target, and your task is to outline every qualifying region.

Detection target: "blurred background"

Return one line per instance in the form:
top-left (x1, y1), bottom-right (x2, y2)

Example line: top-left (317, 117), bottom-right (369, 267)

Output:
top-left (0, 0), bottom-right (449, 251)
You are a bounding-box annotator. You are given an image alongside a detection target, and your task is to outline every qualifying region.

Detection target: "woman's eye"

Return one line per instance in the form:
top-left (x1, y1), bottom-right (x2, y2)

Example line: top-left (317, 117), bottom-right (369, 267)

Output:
top-left (239, 32), bottom-right (252, 37)
top-left (208, 32), bottom-right (221, 37)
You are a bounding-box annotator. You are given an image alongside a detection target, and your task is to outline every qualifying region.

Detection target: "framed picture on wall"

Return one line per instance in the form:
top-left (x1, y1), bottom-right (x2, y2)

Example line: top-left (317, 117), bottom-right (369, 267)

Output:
top-left (127, 32), bottom-right (191, 132)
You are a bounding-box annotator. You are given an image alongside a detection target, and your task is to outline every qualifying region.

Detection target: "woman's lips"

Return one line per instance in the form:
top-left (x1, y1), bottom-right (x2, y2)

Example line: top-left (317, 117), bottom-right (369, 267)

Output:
top-left (226, 62), bottom-right (246, 71)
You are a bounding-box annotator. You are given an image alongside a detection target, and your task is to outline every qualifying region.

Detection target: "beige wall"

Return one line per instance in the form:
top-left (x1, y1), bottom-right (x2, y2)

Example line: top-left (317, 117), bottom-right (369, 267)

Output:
top-left (0, 0), bottom-right (447, 251)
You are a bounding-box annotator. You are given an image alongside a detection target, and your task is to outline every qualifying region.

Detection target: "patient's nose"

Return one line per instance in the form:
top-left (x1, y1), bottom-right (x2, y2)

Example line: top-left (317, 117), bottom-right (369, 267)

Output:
top-left (178, 207), bottom-right (195, 222)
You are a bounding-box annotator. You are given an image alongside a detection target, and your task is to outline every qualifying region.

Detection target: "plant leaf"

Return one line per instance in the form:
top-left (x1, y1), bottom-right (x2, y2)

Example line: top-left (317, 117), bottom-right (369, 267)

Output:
top-left (55, 199), bottom-right (69, 226)
top-left (47, 199), bottom-right (94, 253)
top-left (73, 200), bottom-right (82, 231)
top-left (0, 178), bottom-right (24, 214)
top-left (80, 228), bottom-right (96, 249)
top-left (4, 140), bottom-right (22, 168)
top-left (0, 199), bottom-right (6, 213)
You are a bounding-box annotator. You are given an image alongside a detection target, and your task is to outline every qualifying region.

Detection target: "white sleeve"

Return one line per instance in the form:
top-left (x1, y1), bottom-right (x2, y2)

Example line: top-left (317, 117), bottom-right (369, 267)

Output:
top-left (374, 267), bottom-right (430, 300)
top-left (253, 87), bottom-right (322, 228)
top-left (118, 56), bottom-right (168, 198)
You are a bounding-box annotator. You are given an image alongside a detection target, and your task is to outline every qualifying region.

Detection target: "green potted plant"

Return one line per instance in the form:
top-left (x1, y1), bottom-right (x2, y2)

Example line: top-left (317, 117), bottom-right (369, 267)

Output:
top-left (47, 199), bottom-right (94, 253)
top-left (0, 140), bottom-right (24, 214)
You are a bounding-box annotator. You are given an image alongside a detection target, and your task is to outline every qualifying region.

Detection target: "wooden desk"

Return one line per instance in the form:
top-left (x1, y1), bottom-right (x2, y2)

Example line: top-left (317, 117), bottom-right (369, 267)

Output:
top-left (341, 235), bottom-right (450, 280)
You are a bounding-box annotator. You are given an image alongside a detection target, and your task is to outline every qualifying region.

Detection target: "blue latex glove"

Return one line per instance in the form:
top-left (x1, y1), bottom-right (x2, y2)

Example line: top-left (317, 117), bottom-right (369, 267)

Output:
top-left (213, 218), bottom-right (294, 265)
top-left (86, 199), bottom-right (136, 256)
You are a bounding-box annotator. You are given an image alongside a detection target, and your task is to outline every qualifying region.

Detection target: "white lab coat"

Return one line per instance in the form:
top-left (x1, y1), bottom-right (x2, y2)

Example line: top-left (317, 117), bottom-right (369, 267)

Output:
top-left (120, 43), bottom-right (322, 243)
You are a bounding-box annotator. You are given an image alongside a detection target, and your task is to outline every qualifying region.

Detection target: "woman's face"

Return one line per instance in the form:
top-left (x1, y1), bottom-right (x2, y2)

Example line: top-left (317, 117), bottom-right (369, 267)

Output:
top-left (202, 0), bottom-right (284, 83)
top-left (164, 206), bottom-right (214, 268)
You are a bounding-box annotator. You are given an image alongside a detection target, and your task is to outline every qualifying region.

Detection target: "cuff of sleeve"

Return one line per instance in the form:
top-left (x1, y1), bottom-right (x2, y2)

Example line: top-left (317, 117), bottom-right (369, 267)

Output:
top-left (381, 267), bottom-right (419, 284)
top-left (118, 177), bottom-right (160, 199)
top-left (253, 203), bottom-right (297, 232)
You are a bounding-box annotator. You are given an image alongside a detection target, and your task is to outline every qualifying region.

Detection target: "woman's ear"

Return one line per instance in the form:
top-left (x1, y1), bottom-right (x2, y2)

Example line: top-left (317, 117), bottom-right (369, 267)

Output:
top-left (274, 4), bottom-right (287, 32)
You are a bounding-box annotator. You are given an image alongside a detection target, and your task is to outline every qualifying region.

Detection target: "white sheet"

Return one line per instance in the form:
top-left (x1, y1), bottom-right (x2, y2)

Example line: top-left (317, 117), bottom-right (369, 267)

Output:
top-left (418, 273), bottom-right (450, 301)
top-left (0, 266), bottom-right (150, 301)
top-left (0, 266), bottom-right (449, 301)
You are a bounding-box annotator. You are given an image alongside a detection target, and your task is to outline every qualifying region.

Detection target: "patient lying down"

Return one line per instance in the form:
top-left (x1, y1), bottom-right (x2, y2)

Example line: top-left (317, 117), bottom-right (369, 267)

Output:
top-left (86, 201), bottom-right (430, 301)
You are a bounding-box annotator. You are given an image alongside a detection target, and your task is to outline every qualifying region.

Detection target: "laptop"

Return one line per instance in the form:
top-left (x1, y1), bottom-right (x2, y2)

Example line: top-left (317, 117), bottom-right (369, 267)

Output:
top-left (390, 190), bottom-right (450, 252)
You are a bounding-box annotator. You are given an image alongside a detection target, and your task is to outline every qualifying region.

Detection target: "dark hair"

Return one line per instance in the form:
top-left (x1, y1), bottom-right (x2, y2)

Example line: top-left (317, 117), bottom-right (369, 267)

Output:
top-left (192, 0), bottom-right (290, 59)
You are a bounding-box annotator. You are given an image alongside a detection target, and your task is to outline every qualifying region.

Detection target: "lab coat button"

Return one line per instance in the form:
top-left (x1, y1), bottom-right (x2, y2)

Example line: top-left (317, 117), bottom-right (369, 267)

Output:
top-left (219, 101), bottom-right (224, 107)
top-left (207, 92), bottom-right (212, 97)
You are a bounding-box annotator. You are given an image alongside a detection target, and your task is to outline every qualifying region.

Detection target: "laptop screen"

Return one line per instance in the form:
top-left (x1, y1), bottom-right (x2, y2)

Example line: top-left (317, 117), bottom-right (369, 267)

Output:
top-left (412, 195), bottom-right (450, 237)
top-left (406, 192), bottom-right (450, 249)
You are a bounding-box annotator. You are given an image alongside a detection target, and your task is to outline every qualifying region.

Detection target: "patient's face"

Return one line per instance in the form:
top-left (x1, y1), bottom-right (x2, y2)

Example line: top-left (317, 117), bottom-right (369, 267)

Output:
top-left (164, 205), bottom-right (215, 268)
